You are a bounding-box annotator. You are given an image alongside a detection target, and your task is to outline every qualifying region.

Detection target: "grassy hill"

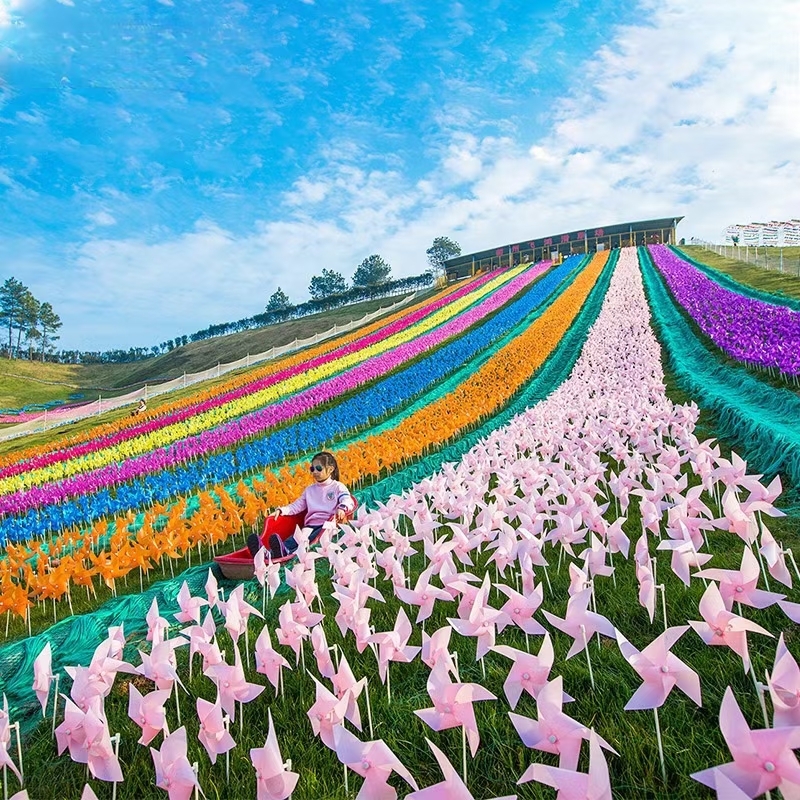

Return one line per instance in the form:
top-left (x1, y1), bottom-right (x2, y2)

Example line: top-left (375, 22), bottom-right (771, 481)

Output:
top-left (0, 291), bottom-right (427, 413)
top-left (679, 245), bottom-right (800, 299)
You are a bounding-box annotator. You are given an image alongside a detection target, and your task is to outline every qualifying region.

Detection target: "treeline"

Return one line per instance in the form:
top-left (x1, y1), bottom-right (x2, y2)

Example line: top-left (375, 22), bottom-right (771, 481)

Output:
top-left (3, 236), bottom-right (461, 365)
top-left (0, 278), bottom-right (62, 361)
top-left (47, 272), bottom-right (434, 365)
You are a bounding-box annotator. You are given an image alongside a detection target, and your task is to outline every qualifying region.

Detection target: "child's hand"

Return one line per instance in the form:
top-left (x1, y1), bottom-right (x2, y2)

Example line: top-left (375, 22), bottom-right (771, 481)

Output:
top-left (335, 508), bottom-right (347, 523)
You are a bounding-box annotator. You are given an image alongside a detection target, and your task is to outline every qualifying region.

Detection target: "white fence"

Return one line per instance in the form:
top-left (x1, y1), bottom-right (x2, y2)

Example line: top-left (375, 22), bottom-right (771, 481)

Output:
top-left (690, 240), bottom-right (800, 277)
top-left (0, 292), bottom-right (418, 442)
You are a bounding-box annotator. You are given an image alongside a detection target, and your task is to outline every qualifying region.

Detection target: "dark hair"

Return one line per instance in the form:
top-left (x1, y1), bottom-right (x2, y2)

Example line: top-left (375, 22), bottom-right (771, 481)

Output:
top-left (311, 451), bottom-right (340, 481)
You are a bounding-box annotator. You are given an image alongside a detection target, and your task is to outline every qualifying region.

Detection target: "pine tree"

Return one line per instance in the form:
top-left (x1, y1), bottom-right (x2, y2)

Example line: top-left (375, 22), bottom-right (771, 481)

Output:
top-left (353, 254), bottom-right (391, 287)
top-left (309, 269), bottom-right (348, 300)
top-left (266, 287), bottom-right (293, 312)
top-left (426, 236), bottom-right (462, 275)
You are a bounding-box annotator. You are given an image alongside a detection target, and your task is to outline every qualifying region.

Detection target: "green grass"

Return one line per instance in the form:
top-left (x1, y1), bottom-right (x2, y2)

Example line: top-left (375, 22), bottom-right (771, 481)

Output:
top-left (0, 292), bottom-right (428, 413)
top-left (16, 495), bottom-right (800, 800)
top-left (679, 245), bottom-right (800, 299)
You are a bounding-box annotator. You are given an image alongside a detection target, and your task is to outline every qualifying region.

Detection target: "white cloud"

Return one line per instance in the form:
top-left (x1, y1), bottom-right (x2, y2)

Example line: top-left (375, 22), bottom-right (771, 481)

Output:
top-left (86, 210), bottom-right (116, 227)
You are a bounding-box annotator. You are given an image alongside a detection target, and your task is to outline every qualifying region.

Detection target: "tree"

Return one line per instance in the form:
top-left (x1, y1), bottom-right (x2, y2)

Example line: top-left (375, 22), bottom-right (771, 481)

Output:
top-left (308, 269), bottom-right (348, 300)
top-left (17, 290), bottom-right (40, 358)
top-left (426, 236), bottom-right (462, 276)
top-left (0, 277), bottom-right (29, 358)
top-left (38, 302), bottom-right (62, 360)
top-left (266, 287), bottom-right (293, 312)
top-left (353, 254), bottom-right (391, 287)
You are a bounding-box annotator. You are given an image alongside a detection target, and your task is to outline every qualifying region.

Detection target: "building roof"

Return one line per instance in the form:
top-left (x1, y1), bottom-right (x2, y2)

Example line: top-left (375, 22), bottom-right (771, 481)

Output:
top-left (444, 216), bottom-right (684, 268)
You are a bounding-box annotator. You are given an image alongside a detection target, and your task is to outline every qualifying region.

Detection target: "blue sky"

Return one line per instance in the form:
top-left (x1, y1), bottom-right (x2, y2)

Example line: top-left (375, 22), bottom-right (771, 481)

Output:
top-left (1, 0), bottom-right (798, 350)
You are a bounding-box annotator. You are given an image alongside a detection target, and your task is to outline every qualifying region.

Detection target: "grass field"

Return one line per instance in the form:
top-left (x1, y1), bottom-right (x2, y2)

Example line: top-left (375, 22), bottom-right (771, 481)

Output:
top-left (0, 292), bottom-right (426, 413)
top-left (679, 245), bottom-right (800, 299)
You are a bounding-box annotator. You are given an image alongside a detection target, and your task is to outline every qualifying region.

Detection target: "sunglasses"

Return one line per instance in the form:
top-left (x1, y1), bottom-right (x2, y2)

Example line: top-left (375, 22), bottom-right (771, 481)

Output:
top-left (309, 464), bottom-right (326, 473)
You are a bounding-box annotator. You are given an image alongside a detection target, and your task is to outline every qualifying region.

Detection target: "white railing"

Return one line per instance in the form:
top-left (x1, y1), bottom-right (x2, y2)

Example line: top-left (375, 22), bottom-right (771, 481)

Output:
top-left (0, 292), bottom-right (418, 442)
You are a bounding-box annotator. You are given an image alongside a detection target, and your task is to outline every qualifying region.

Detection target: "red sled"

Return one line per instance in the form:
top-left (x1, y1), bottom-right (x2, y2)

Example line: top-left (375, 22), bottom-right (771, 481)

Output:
top-left (213, 497), bottom-right (358, 581)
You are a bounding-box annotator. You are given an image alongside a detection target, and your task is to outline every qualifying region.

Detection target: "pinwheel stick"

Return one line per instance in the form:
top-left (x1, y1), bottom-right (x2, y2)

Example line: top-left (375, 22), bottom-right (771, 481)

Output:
top-left (364, 678), bottom-right (374, 737)
top-left (11, 721), bottom-right (22, 784)
top-left (462, 722), bottom-right (468, 785)
top-left (610, 551), bottom-right (617, 589)
top-left (542, 562), bottom-right (553, 595)
top-left (657, 584), bottom-right (668, 630)
top-left (344, 762), bottom-right (349, 795)
top-left (111, 732), bottom-right (121, 800)
top-left (192, 761), bottom-right (200, 800)
top-left (224, 716), bottom-right (231, 782)
top-left (51, 674), bottom-right (60, 735)
top-left (387, 661), bottom-right (392, 704)
top-left (784, 546), bottom-right (800, 582)
top-left (653, 707), bottom-right (666, 782)
top-left (174, 680), bottom-right (181, 726)
top-left (580, 625), bottom-right (595, 690)
top-left (754, 674), bottom-right (770, 728)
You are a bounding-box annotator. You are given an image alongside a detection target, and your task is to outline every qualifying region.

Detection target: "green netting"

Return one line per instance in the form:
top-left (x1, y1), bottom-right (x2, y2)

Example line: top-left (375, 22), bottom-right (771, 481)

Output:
top-left (671, 245), bottom-right (800, 312)
top-left (641, 246), bottom-right (800, 491)
top-left (0, 251), bottom-right (617, 736)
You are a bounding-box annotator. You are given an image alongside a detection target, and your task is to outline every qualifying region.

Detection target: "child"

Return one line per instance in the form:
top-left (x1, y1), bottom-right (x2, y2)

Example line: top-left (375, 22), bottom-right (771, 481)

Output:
top-left (248, 451), bottom-right (355, 559)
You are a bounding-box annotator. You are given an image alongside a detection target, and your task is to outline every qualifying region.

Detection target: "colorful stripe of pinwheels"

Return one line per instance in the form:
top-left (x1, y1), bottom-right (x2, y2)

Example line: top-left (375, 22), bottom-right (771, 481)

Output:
top-left (0, 275), bottom-right (481, 477)
top-left (0, 268), bottom-right (526, 495)
top-left (0, 256), bottom-right (586, 541)
top-left (648, 244), bottom-right (800, 376)
top-left (0, 252), bottom-right (608, 615)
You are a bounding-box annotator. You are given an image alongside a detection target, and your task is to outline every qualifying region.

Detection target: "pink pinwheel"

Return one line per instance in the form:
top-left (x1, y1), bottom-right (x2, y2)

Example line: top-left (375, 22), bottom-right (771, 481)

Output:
top-left (448, 573), bottom-right (504, 661)
top-left (606, 517), bottom-right (631, 558)
top-left (128, 683), bottom-right (170, 745)
top-left (421, 626), bottom-right (457, 676)
top-left (491, 634), bottom-right (571, 710)
top-left (147, 598), bottom-right (170, 644)
top-left (767, 634), bottom-right (800, 728)
top-left (56, 696), bottom-right (92, 764)
top-left (760, 524), bottom-right (793, 588)
top-left (221, 584), bottom-right (264, 645)
top-left (255, 626), bottom-right (291, 691)
top-left (174, 581), bottom-right (208, 625)
top-left (0, 696), bottom-right (21, 782)
top-left (197, 695), bottom-right (236, 765)
top-left (692, 686), bottom-right (800, 798)
top-left (542, 588), bottom-right (616, 659)
top-left (395, 566), bottom-right (452, 623)
top-left (333, 724), bottom-right (419, 800)
top-left (307, 675), bottom-right (350, 749)
top-left (32, 641), bottom-right (53, 715)
top-left (510, 676), bottom-right (616, 770)
top-left (568, 563), bottom-right (591, 596)
top-left (406, 737), bottom-right (516, 800)
top-left (332, 654), bottom-right (367, 730)
top-left (370, 608), bottom-right (421, 682)
top-left (656, 538), bottom-right (711, 587)
top-left (84, 706), bottom-right (123, 782)
top-left (695, 546), bottom-right (785, 610)
top-left (205, 643), bottom-right (264, 722)
top-left (616, 626), bottom-right (702, 710)
top-left (138, 638), bottom-right (187, 692)
top-left (581, 534), bottom-right (614, 579)
top-left (688, 582), bottom-right (772, 672)
top-left (275, 601), bottom-right (311, 662)
top-left (205, 568), bottom-right (220, 610)
top-left (311, 624), bottom-right (336, 679)
top-left (250, 709), bottom-right (299, 800)
top-left (151, 727), bottom-right (201, 800)
top-left (518, 729), bottom-right (613, 800)
top-left (286, 562), bottom-right (321, 608)
top-left (183, 610), bottom-right (217, 669)
top-left (414, 661), bottom-right (496, 756)
top-left (495, 583), bottom-right (545, 635)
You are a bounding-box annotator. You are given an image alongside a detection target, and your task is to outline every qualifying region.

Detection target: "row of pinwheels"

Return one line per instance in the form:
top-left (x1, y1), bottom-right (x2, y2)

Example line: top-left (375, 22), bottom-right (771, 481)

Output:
top-left (0, 266), bottom-right (529, 495)
top-left (0, 254), bottom-right (608, 625)
top-left (648, 244), bottom-right (800, 376)
top-left (0, 256), bottom-right (586, 540)
top-left (8, 246), bottom-right (799, 799)
top-left (0, 276), bottom-right (478, 478)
